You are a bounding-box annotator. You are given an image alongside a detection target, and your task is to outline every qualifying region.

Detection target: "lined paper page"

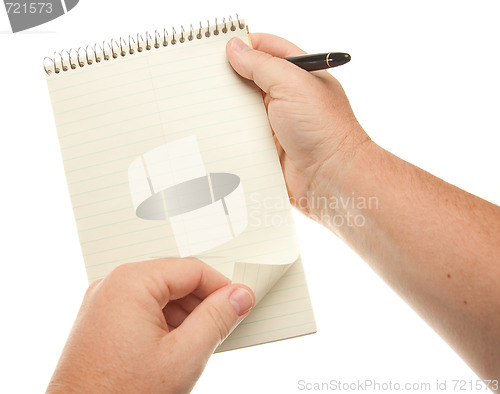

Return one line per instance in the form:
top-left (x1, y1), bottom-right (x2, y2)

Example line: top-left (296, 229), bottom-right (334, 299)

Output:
top-left (46, 20), bottom-right (316, 351)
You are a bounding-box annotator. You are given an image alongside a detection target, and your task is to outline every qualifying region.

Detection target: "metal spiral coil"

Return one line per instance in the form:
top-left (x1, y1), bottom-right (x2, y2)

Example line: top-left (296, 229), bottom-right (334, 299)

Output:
top-left (43, 15), bottom-right (245, 75)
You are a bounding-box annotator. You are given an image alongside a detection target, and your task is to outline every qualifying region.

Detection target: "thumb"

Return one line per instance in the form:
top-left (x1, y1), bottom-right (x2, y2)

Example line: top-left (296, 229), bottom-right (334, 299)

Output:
top-left (174, 284), bottom-right (255, 354)
top-left (226, 37), bottom-right (311, 95)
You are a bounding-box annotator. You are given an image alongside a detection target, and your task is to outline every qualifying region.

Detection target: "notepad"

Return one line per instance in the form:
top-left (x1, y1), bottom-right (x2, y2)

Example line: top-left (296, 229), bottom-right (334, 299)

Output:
top-left (44, 16), bottom-right (316, 351)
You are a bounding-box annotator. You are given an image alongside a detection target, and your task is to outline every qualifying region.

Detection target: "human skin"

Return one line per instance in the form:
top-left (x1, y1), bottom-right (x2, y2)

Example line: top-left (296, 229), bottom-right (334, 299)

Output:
top-left (46, 259), bottom-right (254, 393)
top-left (226, 33), bottom-right (500, 383)
top-left (47, 32), bottom-right (499, 393)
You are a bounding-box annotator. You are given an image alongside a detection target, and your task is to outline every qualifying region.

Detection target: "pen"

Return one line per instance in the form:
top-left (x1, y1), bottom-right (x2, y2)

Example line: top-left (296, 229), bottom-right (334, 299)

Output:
top-left (284, 52), bottom-right (351, 71)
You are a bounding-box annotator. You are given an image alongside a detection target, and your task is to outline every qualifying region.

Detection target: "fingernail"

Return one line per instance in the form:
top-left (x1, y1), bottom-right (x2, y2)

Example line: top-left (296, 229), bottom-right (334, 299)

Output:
top-left (229, 287), bottom-right (254, 316)
top-left (230, 38), bottom-right (250, 53)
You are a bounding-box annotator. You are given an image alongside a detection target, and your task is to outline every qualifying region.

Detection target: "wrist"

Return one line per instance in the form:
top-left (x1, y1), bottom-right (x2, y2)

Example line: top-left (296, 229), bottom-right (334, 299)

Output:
top-left (47, 356), bottom-right (115, 393)
top-left (47, 375), bottom-right (87, 394)
top-left (47, 370), bottom-right (115, 394)
top-left (307, 132), bottom-right (379, 233)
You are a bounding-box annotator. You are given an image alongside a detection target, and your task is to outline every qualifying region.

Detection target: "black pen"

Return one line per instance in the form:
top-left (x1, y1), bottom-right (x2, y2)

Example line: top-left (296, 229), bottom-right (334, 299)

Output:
top-left (284, 52), bottom-right (351, 71)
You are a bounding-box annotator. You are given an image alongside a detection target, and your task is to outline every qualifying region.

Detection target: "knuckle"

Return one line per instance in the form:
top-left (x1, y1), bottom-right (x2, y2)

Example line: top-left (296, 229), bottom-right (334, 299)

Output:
top-left (108, 262), bottom-right (133, 281)
top-left (183, 256), bottom-right (204, 268)
top-left (100, 262), bottom-right (138, 293)
top-left (85, 278), bottom-right (102, 295)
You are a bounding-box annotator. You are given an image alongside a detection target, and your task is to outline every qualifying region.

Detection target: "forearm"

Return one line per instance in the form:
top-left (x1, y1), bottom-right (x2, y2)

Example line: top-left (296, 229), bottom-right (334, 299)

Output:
top-left (226, 32), bottom-right (500, 380)
top-left (312, 139), bottom-right (500, 380)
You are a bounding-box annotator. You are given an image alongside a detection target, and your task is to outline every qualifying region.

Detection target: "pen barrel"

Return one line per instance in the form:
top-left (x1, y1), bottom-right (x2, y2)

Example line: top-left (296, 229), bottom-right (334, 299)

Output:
top-left (286, 53), bottom-right (329, 71)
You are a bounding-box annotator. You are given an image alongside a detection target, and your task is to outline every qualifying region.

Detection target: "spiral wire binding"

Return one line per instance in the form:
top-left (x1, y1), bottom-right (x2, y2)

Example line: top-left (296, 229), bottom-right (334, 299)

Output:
top-left (43, 15), bottom-right (245, 75)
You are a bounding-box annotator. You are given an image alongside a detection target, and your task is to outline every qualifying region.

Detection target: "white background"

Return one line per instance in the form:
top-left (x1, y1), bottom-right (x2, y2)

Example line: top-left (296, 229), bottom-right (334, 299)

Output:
top-left (1, 1), bottom-right (499, 393)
